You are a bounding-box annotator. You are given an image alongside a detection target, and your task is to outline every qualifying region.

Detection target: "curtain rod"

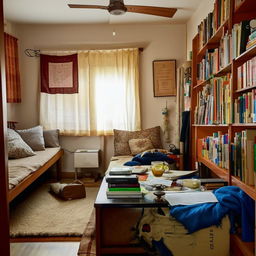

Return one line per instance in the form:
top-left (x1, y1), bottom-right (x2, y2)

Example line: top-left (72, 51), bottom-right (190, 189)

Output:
top-left (24, 47), bottom-right (144, 57)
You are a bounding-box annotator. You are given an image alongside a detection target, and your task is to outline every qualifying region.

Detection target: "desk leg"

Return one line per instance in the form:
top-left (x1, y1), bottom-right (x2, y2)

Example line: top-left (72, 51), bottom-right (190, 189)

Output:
top-left (95, 207), bottom-right (101, 256)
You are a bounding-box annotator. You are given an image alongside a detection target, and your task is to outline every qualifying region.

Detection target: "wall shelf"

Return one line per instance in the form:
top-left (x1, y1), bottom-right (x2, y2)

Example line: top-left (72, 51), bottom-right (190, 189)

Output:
top-left (235, 44), bottom-right (256, 65)
top-left (235, 84), bottom-right (256, 94)
top-left (197, 156), bottom-right (229, 181)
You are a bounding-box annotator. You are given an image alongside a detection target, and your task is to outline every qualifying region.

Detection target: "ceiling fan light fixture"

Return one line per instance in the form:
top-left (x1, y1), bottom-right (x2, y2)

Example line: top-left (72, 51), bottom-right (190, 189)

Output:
top-left (108, 0), bottom-right (127, 15)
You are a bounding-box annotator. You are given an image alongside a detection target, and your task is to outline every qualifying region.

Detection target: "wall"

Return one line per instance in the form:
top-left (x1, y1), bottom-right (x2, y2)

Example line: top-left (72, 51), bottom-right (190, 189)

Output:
top-left (186, 0), bottom-right (215, 60)
top-left (8, 23), bottom-right (186, 174)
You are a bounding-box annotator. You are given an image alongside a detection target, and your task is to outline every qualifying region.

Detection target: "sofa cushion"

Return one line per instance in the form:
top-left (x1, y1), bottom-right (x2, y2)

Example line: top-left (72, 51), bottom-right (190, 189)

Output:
top-left (17, 126), bottom-right (45, 151)
top-left (128, 138), bottom-right (154, 155)
top-left (7, 128), bottom-right (35, 159)
top-left (43, 129), bottom-right (60, 147)
top-left (113, 126), bottom-right (163, 156)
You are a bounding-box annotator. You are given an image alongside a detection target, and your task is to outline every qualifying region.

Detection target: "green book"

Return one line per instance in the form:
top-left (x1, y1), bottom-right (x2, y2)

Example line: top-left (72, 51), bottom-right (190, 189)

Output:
top-left (108, 187), bottom-right (141, 192)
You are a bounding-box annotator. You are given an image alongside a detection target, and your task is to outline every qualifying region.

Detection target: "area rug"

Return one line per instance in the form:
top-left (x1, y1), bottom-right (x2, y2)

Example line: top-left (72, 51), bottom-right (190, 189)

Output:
top-left (10, 184), bottom-right (99, 237)
top-left (77, 209), bottom-right (96, 256)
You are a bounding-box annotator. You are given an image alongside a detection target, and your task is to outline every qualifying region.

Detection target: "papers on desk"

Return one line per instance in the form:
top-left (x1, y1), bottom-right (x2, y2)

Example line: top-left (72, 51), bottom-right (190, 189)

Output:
top-left (165, 191), bottom-right (218, 206)
top-left (144, 177), bottom-right (172, 187)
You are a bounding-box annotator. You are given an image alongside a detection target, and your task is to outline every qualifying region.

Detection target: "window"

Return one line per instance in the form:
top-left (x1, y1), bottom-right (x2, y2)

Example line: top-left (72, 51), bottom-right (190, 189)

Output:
top-left (40, 48), bottom-right (141, 136)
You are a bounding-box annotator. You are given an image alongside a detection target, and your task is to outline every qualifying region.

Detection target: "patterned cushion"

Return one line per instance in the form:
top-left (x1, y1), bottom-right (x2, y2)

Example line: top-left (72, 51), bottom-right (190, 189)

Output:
top-left (43, 129), bottom-right (60, 147)
top-left (128, 138), bottom-right (154, 155)
top-left (113, 126), bottom-right (163, 156)
top-left (17, 126), bottom-right (45, 151)
top-left (7, 128), bottom-right (35, 159)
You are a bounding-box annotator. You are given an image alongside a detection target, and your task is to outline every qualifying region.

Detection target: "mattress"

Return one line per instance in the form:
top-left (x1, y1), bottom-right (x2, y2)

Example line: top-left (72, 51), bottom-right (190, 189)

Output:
top-left (8, 147), bottom-right (61, 190)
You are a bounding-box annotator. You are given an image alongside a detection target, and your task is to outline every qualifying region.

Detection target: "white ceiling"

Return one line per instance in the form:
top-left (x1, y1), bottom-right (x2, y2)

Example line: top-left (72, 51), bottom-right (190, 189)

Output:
top-left (4, 0), bottom-right (202, 25)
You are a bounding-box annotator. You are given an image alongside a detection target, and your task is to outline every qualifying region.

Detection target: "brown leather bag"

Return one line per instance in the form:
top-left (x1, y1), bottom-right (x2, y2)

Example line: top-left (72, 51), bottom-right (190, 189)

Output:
top-left (50, 182), bottom-right (86, 200)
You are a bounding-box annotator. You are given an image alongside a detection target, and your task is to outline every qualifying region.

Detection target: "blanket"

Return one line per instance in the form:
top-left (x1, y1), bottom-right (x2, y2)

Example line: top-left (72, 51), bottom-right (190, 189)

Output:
top-left (124, 152), bottom-right (174, 166)
top-left (170, 186), bottom-right (255, 242)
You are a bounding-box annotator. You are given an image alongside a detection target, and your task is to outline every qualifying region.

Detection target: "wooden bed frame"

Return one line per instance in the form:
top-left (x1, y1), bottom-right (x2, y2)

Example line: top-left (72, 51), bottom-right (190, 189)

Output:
top-left (8, 149), bottom-right (64, 202)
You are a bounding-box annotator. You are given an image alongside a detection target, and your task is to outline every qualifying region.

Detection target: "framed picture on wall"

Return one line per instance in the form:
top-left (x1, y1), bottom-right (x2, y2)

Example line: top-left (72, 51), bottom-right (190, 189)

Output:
top-left (153, 59), bottom-right (176, 97)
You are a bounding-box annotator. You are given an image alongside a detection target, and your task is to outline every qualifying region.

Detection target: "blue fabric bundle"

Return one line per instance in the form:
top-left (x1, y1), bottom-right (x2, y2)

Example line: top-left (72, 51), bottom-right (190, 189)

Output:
top-left (170, 186), bottom-right (255, 242)
top-left (124, 152), bottom-right (174, 166)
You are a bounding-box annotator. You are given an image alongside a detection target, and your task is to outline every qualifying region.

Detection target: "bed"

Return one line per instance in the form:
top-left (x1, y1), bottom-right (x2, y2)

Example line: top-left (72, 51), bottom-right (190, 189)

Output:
top-left (7, 126), bottom-right (64, 202)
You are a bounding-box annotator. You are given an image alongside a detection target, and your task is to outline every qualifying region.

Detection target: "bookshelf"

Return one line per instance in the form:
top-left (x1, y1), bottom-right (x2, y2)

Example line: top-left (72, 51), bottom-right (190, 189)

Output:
top-left (191, 1), bottom-right (256, 255)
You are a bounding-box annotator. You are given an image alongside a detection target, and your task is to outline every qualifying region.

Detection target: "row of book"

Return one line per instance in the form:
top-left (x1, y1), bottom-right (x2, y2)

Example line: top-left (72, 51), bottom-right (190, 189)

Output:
top-left (194, 75), bottom-right (231, 125)
top-left (233, 90), bottom-right (256, 123)
top-left (105, 167), bottom-right (143, 199)
top-left (237, 56), bottom-right (256, 91)
top-left (230, 130), bottom-right (256, 185)
top-left (198, 0), bottom-right (230, 50)
top-left (197, 20), bottom-right (252, 82)
top-left (201, 132), bottom-right (229, 169)
top-left (200, 130), bottom-right (256, 186)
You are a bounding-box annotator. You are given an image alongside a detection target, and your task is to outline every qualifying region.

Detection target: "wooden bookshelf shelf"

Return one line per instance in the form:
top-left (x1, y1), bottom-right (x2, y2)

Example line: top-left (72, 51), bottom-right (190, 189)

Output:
top-left (232, 123), bottom-right (256, 127)
top-left (192, 124), bottom-right (229, 127)
top-left (214, 63), bottom-right (232, 77)
top-left (197, 156), bottom-right (229, 181)
top-left (235, 44), bottom-right (256, 65)
top-left (193, 78), bottom-right (211, 90)
top-left (231, 176), bottom-right (256, 200)
top-left (197, 20), bottom-right (228, 62)
top-left (230, 234), bottom-right (255, 256)
top-left (235, 85), bottom-right (256, 93)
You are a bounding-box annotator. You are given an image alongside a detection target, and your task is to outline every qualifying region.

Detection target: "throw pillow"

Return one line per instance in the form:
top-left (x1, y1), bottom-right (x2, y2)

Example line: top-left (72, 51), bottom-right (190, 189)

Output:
top-left (43, 129), bottom-right (60, 147)
top-left (17, 126), bottom-right (45, 151)
top-left (7, 128), bottom-right (35, 159)
top-left (128, 138), bottom-right (154, 155)
top-left (113, 126), bottom-right (163, 156)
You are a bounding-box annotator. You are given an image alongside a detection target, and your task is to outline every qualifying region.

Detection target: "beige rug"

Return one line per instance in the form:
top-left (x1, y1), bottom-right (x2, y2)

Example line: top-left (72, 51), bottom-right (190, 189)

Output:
top-left (10, 184), bottom-right (99, 237)
top-left (78, 209), bottom-right (96, 256)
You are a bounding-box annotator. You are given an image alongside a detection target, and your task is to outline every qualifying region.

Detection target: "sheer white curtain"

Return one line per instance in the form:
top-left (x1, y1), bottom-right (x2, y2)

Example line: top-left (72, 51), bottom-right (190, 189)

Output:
top-left (40, 48), bottom-right (141, 136)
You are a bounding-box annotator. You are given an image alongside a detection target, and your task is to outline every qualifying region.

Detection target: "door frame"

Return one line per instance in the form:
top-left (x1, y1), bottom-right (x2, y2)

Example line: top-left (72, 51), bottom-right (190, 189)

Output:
top-left (0, 0), bottom-right (10, 255)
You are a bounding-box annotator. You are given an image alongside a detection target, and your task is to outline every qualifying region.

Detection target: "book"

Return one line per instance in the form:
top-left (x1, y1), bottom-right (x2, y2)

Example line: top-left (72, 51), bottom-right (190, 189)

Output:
top-left (108, 187), bottom-right (141, 192)
top-left (108, 183), bottom-right (140, 188)
top-left (105, 174), bottom-right (138, 184)
top-left (109, 167), bottom-right (132, 175)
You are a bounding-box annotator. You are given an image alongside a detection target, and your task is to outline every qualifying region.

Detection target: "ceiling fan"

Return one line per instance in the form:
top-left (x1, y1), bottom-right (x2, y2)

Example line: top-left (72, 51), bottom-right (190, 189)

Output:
top-left (68, 0), bottom-right (177, 18)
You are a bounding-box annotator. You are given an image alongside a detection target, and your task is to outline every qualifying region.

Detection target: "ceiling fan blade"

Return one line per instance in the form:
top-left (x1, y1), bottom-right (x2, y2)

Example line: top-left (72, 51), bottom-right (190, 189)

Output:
top-left (68, 4), bottom-right (108, 10)
top-left (126, 5), bottom-right (177, 18)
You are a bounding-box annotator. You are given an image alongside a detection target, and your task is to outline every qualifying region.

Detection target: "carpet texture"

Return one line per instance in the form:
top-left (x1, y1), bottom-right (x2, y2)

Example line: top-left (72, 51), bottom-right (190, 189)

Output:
top-left (10, 184), bottom-right (99, 237)
top-left (77, 209), bottom-right (96, 256)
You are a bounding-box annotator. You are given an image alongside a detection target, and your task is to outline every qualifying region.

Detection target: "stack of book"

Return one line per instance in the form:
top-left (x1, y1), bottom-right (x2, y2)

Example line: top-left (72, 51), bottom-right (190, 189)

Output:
top-left (230, 130), bottom-right (256, 185)
top-left (201, 132), bottom-right (229, 169)
top-left (246, 23), bottom-right (256, 50)
top-left (200, 178), bottom-right (228, 190)
top-left (106, 167), bottom-right (143, 199)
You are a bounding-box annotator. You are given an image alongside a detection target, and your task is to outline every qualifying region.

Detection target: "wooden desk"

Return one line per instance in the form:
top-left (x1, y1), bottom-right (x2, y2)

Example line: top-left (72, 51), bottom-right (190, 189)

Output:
top-left (94, 178), bottom-right (168, 255)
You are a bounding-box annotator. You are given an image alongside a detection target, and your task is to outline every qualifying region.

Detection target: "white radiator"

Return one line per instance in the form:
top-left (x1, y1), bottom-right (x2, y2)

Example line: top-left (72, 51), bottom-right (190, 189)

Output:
top-left (74, 149), bottom-right (99, 168)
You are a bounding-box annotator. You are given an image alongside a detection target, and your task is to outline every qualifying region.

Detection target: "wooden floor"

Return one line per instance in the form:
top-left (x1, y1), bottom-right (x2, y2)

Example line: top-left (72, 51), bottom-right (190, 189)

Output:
top-left (10, 242), bottom-right (80, 256)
